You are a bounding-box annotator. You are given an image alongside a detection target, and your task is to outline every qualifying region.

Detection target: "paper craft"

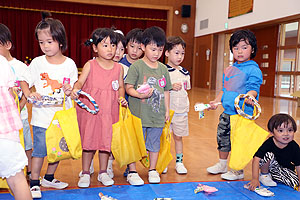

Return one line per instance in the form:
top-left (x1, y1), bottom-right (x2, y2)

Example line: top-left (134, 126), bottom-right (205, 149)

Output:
top-left (194, 184), bottom-right (218, 194)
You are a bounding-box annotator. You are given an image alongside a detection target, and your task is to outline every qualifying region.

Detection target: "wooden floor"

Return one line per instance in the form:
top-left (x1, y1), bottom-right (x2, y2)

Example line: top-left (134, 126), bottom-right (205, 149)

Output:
top-left (8, 88), bottom-right (300, 190)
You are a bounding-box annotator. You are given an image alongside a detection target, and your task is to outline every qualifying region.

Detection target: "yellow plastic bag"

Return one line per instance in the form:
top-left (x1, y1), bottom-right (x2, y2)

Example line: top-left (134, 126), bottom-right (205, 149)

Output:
top-left (141, 110), bottom-right (174, 174)
top-left (0, 93), bottom-right (25, 189)
top-left (111, 104), bottom-right (147, 168)
top-left (229, 94), bottom-right (269, 171)
top-left (46, 96), bottom-right (82, 163)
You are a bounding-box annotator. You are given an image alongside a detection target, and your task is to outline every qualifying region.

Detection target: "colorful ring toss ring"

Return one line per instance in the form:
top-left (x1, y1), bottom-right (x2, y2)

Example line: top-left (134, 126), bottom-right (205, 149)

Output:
top-left (75, 90), bottom-right (99, 114)
top-left (234, 94), bottom-right (261, 120)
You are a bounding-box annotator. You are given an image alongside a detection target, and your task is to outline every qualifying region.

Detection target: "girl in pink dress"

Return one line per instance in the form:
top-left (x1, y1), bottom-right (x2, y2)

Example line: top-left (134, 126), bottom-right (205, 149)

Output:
top-left (71, 28), bottom-right (127, 188)
top-left (0, 55), bottom-right (32, 200)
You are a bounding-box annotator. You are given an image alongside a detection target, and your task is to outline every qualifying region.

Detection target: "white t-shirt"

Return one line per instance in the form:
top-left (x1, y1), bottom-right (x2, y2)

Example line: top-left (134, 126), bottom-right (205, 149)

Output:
top-left (20, 55), bottom-right (78, 128)
top-left (168, 66), bottom-right (191, 113)
top-left (9, 58), bottom-right (29, 120)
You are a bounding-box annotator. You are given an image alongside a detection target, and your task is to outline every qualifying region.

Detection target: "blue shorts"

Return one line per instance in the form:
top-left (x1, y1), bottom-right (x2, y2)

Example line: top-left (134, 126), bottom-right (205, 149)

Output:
top-left (22, 119), bottom-right (33, 151)
top-left (143, 127), bottom-right (163, 152)
top-left (32, 126), bottom-right (47, 158)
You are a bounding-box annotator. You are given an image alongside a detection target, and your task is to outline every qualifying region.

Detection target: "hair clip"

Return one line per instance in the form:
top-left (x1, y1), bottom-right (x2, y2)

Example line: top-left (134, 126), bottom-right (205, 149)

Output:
top-left (84, 38), bottom-right (93, 46)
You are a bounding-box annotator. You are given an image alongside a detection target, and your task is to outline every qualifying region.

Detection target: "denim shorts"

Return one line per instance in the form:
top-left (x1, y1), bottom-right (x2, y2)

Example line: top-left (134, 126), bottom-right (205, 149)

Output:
top-left (143, 127), bottom-right (163, 152)
top-left (22, 119), bottom-right (33, 151)
top-left (32, 126), bottom-right (47, 158)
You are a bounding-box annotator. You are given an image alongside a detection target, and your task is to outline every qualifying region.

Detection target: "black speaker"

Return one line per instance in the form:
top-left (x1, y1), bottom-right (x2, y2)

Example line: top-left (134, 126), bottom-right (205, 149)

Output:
top-left (181, 5), bottom-right (191, 18)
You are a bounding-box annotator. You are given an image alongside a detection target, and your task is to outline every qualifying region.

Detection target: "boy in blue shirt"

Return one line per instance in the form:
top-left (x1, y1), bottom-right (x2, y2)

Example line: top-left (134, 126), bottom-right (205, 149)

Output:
top-left (125, 26), bottom-right (172, 184)
top-left (207, 29), bottom-right (263, 180)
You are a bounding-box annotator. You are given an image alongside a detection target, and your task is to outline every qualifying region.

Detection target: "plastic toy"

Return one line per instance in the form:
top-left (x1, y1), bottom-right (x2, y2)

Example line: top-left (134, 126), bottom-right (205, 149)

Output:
top-left (136, 83), bottom-right (151, 94)
top-left (27, 95), bottom-right (64, 106)
top-left (99, 192), bottom-right (117, 200)
top-left (194, 102), bottom-right (221, 119)
top-left (75, 90), bottom-right (99, 114)
top-left (194, 184), bottom-right (218, 194)
top-left (243, 184), bottom-right (274, 197)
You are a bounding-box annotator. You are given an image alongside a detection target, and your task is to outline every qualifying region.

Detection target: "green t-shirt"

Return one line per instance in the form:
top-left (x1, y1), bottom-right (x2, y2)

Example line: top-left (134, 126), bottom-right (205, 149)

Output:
top-left (125, 59), bottom-right (172, 127)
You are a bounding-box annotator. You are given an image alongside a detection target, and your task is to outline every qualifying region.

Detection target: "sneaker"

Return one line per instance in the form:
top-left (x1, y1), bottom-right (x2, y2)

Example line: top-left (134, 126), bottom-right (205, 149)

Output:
top-left (175, 163), bottom-right (187, 174)
top-left (78, 174), bottom-right (90, 188)
top-left (259, 173), bottom-right (277, 187)
top-left (127, 173), bottom-right (144, 186)
top-left (162, 167), bottom-right (168, 174)
top-left (207, 162), bottom-right (227, 174)
top-left (123, 166), bottom-right (129, 177)
top-left (78, 160), bottom-right (95, 177)
top-left (30, 186), bottom-right (42, 199)
top-left (148, 170), bottom-right (160, 184)
top-left (41, 178), bottom-right (68, 189)
top-left (97, 173), bottom-right (114, 186)
top-left (221, 169), bottom-right (244, 180)
top-left (107, 167), bottom-right (114, 179)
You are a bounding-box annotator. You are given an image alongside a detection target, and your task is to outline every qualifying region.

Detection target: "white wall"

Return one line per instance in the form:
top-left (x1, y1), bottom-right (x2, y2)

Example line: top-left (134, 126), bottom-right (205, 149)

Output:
top-left (195, 0), bottom-right (300, 37)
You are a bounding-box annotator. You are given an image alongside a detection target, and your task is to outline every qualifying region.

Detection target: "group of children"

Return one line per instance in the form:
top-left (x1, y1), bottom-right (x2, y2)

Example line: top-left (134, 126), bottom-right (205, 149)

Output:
top-left (0, 12), bottom-right (299, 200)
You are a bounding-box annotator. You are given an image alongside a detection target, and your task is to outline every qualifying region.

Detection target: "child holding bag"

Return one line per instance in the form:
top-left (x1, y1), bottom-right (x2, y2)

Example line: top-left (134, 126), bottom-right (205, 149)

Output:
top-left (206, 29), bottom-right (263, 180)
top-left (20, 12), bottom-right (78, 198)
top-left (0, 55), bottom-right (32, 200)
top-left (71, 28), bottom-right (127, 188)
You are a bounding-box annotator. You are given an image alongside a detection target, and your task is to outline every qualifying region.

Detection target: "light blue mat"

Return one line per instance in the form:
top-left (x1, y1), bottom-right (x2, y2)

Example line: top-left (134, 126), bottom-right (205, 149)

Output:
top-left (0, 181), bottom-right (299, 199)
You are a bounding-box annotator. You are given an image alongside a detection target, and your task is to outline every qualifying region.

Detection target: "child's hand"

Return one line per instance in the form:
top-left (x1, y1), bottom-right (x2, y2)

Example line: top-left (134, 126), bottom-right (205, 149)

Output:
top-left (208, 101), bottom-right (219, 110)
top-left (62, 83), bottom-right (72, 96)
top-left (139, 88), bottom-right (154, 99)
top-left (70, 89), bottom-right (80, 100)
top-left (27, 92), bottom-right (42, 100)
top-left (246, 179), bottom-right (260, 191)
top-left (165, 111), bottom-right (170, 122)
top-left (172, 82), bottom-right (182, 91)
top-left (245, 94), bottom-right (255, 106)
top-left (119, 97), bottom-right (128, 107)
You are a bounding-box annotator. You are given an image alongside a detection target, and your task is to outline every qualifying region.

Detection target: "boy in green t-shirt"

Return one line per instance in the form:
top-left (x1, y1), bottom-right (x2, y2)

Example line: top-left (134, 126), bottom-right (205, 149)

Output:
top-left (125, 26), bottom-right (172, 184)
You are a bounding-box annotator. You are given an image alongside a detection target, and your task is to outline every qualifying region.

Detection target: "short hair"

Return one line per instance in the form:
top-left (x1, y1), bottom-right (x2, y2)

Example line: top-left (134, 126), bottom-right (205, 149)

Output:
top-left (165, 36), bottom-right (186, 51)
top-left (125, 28), bottom-right (143, 45)
top-left (116, 32), bottom-right (126, 49)
top-left (85, 28), bottom-right (117, 47)
top-left (229, 29), bottom-right (257, 59)
top-left (142, 26), bottom-right (166, 47)
top-left (35, 12), bottom-right (68, 52)
top-left (267, 113), bottom-right (297, 133)
top-left (0, 23), bottom-right (13, 48)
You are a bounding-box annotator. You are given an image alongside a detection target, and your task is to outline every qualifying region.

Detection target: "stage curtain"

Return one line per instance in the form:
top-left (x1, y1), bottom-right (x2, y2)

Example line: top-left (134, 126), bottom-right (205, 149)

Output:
top-left (0, 0), bottom-right (167, 68)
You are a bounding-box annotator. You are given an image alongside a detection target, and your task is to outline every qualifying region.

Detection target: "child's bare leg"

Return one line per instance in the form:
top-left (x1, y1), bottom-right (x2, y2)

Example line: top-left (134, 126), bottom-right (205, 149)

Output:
top-left (7, 171), bottom-right (32, 200)
top-left (149, 151), bottom-right (159, 170)
top-left (31, 157), bottom-right (43, 180)
top-left (219, 150), bottom-right (229, 159)
top-left (25, 149), bottom-right (32, 173)
top-left (173, 134), bottom-right (183, 154)
top-left (128, 162), bottom-right (137, 171)
top-left (98, 151), bottom-right (109, 172)
top-left (46, 161), bottom-right (59, 174)
top-left (82, 150), bottom-right (95, 173)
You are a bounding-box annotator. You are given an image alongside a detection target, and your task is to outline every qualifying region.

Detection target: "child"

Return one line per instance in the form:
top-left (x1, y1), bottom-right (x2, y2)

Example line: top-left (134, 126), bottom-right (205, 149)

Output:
top-left (71, 28), bottom-right (127, 188)
top-left (0, 23), bottom-right (33, 179)
top-left (164, 36), bottom-right (190, 174)
top-left (20, 12), bottom-right (77, 198)
top-left (246, 113), bottom-right (300, 191)
top-left (125, 26), bottom-right (172, 184)
top-left (0, 55), bottom-right (32, 200)
top-left (206, 29), bottom-right (263, 180)
top-left (119, 28), bottom-right (144, 80)
top-left (119, 28), bottom-right (144, 177)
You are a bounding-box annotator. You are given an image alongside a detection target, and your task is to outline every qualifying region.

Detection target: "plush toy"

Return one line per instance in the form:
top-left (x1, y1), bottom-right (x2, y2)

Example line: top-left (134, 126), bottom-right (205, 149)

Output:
top-left (194, 184), bottom-right (218, 194)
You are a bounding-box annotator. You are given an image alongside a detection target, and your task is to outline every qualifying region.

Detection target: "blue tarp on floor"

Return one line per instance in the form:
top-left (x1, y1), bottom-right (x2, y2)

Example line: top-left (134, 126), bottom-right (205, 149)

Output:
top-left (0, 181), bottom-right (298, 199)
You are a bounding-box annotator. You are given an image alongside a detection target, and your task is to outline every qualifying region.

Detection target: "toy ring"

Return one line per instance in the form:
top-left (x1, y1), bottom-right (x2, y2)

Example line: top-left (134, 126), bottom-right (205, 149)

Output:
top-left (234, 94), bottom-right (261, 120)
top-left (75, 90), bottom-right (99, 114)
